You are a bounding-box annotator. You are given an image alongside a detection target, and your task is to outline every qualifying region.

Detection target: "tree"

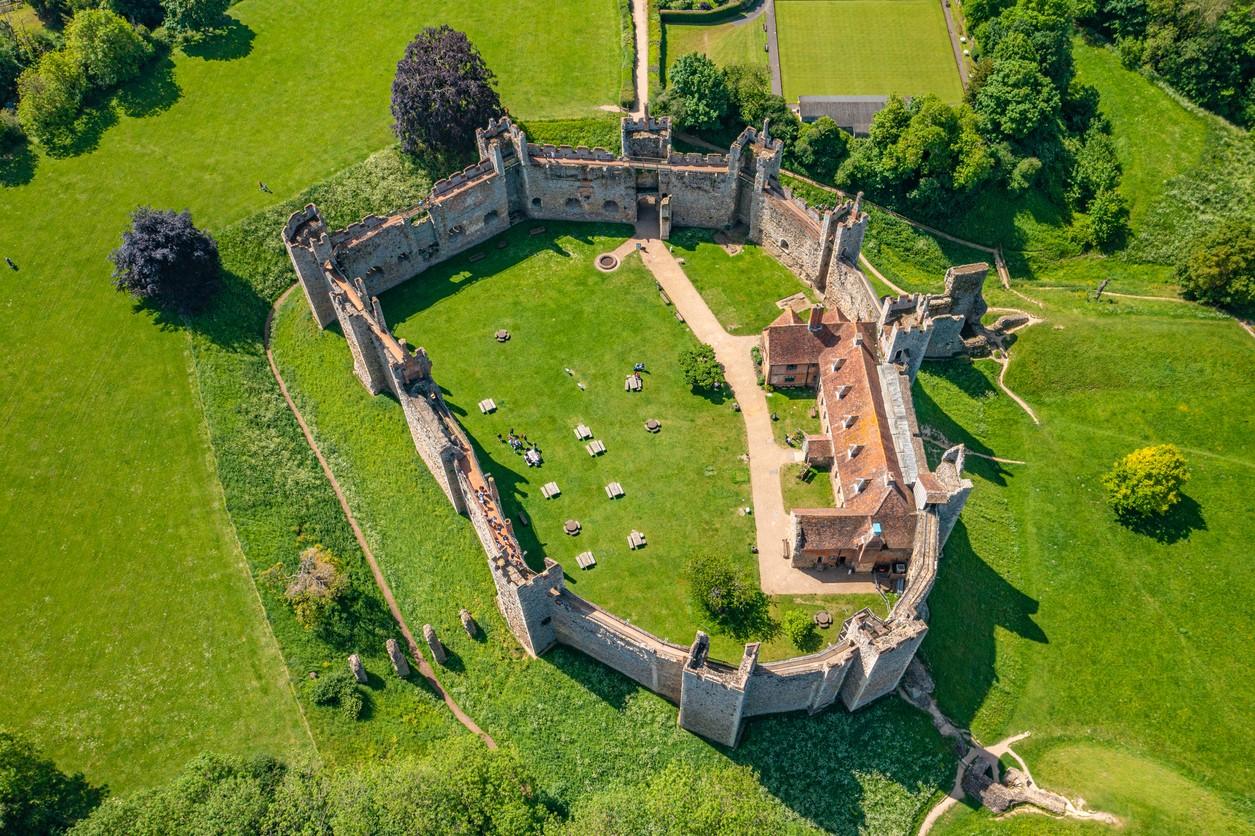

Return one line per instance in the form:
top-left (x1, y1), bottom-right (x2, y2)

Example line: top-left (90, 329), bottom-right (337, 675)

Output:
top-left (0, 22), bottom-right (22, 105)
top-left (64, 9), bottom-right (152, 90)
top-left (1086, 188), bottom-right (1129, 250)
top-left (661, 52), bottom-right (728, 131)
top-left (971, 58), bottom-right (1060, 143)
top-left (781, 609), bottom-right (822, 653)
top-left (309, 671), bottom-right (365, 720)
top-left (1067, 127), bottom-right (1120, 209)
top-left (110, 207), bottom-right (221, 313)
top-left (723, 62), bottom-right (771, 128)
top-left (1101, 444), bottom-right (1189, 520)
top-left (0, 730), bottom-right (104, 834)
top-left (678, 343), bottom-right (723, 390)
top-left (105, 0), bottom-right (165, 28)
top-left (1176, 218), bottom-right (1255, 308)
top-left (269, 544), bottom-right (348, 630)
top-left (391, 26), bottom-right (504, 155)
top-left (685, 554), bottom-right (776, 641)
top-left (788, 115), bottom-right (849, 181)
top-left (15, 50), bottom-right (87, 150)
top-left (159, 0), bottom-right (229, 34)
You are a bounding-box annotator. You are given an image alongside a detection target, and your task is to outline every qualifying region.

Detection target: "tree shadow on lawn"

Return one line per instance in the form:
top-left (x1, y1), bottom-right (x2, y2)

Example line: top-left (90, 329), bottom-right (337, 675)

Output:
top-left (379, 222), bottom-right (636, 326)
top-left (181, 17), bottom-right (256, 62)
top-left (145, 266), bottom-right (271, 352)
top-left (0, 141), bottom-right (36, 187)
top-left (116, 55), bottom-right (182, 118)
top-left (1117, 493), bottom-right (1206, 545)
top-left (924, 520), bottom-right (1047, 730)
top-left (41, 100), bottom-right (118, 159)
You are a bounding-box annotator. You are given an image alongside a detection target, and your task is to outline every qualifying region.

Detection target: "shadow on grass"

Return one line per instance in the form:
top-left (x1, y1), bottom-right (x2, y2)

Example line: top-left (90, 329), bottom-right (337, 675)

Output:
top-left (543, 644), bottom-right (640, 711)
top-left (181, 18), bottom-right (256, 61)
top-left (911, 360), bottom-right (1015, 487)
top-left (139, 267), bottom-right (269, 351)
top-left (380, 222), bottom-right (635, 325)
top-left (117, 55), bottom-right (182, 118)
top-left (924, 520), bottom-right (1046, 730)
top-left (1118, 494), bottom-right (1206, 545)
top-left (0, 141), bottom-right (36, 187)
top-left (42, 101), bottom-right (118, 159)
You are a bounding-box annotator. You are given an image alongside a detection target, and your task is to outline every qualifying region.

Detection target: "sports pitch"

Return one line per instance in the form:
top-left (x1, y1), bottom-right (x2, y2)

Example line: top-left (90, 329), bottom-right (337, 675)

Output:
top-left (775, 0), bottom-right (963, 103)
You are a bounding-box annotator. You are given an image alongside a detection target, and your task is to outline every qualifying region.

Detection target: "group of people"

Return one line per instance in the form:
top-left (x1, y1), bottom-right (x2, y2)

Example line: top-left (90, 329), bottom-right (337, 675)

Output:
top-left (473, 482), bottom-right (522, 562)
top-left (498, 428), bottom-right (543, 466)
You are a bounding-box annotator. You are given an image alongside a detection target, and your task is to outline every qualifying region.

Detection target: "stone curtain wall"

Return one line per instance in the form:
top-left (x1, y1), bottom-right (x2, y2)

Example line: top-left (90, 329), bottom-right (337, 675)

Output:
top-left (279, 115), bottom-right (967, 747)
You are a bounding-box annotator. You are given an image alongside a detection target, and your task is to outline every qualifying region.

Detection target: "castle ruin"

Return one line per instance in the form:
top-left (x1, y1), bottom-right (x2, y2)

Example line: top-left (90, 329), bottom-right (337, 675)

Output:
top-left (282, 115), bottom-right (978, 747)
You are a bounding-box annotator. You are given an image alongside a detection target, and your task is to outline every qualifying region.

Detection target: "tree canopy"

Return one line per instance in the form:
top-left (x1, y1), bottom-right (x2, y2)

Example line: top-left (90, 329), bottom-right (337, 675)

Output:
top-left (678, 343), bottom-right (723, 390)
top-left (1176, 218), bottom-right (1255, 309)
top-left (159, 0), bottom-right (229, 34)
top-left (64, 8), bottom-right (151, 90)
top-left (0, 730), bottom-right (103, 834)
top-left (110, 207), bottom-right (221, 314)
top-left (660, 52), bottom-right (729, 131)
top-left (16, 49), bottom-right (87, 150)
top-left (1101, 444), bottom-right (1190, 519)
top-left (685, 554), bottom-right (776, 641)
top-left (391, 26), bottom-right (504, 155)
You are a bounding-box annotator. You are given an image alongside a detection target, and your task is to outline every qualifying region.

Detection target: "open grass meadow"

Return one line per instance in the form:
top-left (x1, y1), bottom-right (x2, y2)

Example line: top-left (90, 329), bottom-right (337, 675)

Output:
top-left (916, 291), bottom-right (1255, 834)
top-left (266, 221), bottom-right (954, 832)
top-left (0, 0), bottom-right (626, 791)
top-left (664, 14), bottom-right (768, 76)
top-left (774, 0), bottom-right (963, 103)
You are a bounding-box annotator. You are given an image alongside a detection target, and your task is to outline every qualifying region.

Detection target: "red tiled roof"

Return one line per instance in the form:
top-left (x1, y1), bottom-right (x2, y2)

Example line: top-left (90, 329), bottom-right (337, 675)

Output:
top-left (762, 307), bottom-right (847, 368)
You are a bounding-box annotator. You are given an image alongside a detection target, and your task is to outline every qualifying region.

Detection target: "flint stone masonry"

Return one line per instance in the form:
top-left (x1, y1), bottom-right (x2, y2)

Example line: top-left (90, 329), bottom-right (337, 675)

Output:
top-left (424, 624), bottom-right (447, 665)
top-left (347, 653), bottom-right (367, 684)
top-left (280, 115), bottom-right (976, 747)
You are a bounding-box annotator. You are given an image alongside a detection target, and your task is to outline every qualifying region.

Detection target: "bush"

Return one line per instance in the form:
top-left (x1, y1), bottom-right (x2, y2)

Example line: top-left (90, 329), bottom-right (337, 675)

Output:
top-left (391, 25), bottom-right (503, 156)
top-left (282, 544), bottom-right (348, 629)
top-left (1101, 444), bottom-right (1190, 520)
top-left (678, 342), bottom-right (723, 390)
top-left (0, 108), bottom-right (24, 152)
top-left (309, 670), bottom-right (364, 720)
top-left (781, 609), bottom-right (821, 653)
top-left (685, 554), bottom-right (776, 641)
top-left (660, 52), bottom-right (728, 130)
top-left (1087, 188), bottom-right (1129, 250)
top-left (1176, 218), bottom-right (1255, 309)
top-left (16, 49), bottom-right (87, 150)
top-left (65, 8), bottom-right (152, 90)
top-left (110, 207), bottom-right (221, 313)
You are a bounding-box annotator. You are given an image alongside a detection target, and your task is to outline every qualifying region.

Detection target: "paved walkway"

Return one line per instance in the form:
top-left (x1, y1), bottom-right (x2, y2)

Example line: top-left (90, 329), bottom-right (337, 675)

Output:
top-left (939, 0), bottom-right (970, 87)
top-left (631, 0), bottom-right (650, 114)
top-left (265, 287), bottom-right (497, 749)
top-left (615, 213), bottom-right (877, 594)
top-left (765, 0), bottom-right (782, 96)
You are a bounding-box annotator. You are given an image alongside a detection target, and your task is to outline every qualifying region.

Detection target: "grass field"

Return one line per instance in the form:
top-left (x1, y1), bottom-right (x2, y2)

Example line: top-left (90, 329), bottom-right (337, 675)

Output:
top-left (267, 224), bottom-right (953, 832)
top-left (0, 0), bottom-right (624, 792)
top-left (775, 0), bottom-right (963, 103)
top-left (917, 292), bottom-right (1255, 834)
top-left (666, 227), bottom-right (812, 334)
top-left (664, 14), bottom-right (768, 76)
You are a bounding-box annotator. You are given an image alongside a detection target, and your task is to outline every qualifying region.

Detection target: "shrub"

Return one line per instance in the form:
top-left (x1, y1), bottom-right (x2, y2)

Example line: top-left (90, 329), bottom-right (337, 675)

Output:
top-left (16, 49), bottom-right (87, 149)
top-left (678, 343), bottom-right (723, 390)
top-left (1087, 188), bottom-right (1129, 250)
top-left (283, 544), bottom-right (348, 629)
top-left (1176, 218), bottom-right (1255, 309)
top-left (391, 25), bottom-right (503, 156)
top-left (0, 108), bottom-right (24, 152)
top-left (685, 554), bottom-right (776, 641)
top-left (159, 0), bottom-right (229, 34)
top-left (65, 8), bottom-right (152, 90)
top-left (110, 207), bottom-right (221, 313)
top-left (660, 52), bottom-right (728, 130)
top-left (1101, 444), bottom-right (1190, 520)
top-left (309, 670), bottom-right (364, 720)
top-left (781, 609), bottom-right (822, 653)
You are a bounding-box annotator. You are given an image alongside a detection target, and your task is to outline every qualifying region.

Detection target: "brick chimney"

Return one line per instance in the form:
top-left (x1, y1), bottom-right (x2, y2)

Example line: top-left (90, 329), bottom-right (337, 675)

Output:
top-left (808, 306), bottom-right (824, 333)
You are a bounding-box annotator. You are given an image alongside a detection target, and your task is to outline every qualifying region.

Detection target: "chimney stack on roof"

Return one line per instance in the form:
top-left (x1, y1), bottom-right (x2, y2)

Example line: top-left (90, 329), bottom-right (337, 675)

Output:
top-left (807, 306), bottom-right (824, 332)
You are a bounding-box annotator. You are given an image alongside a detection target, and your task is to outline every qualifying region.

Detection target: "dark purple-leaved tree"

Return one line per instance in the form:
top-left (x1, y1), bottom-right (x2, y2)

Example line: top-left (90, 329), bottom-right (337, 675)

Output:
top-left (391, 25), bottom-right (504, 155)
top-left (110, 207), bottom-right (220, 314)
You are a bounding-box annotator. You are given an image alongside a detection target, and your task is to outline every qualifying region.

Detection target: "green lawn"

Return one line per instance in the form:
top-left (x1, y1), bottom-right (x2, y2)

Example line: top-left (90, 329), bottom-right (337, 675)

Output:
top-left (0, 0), bottom-right (624, 791)
top-left (920, 291), bottom-right (1254, 834)
top-left (667, 227), bottom-right (812, 334)
top-left (267, 223), bottom-right (954, 833)
top-left (781, 463), bottom-right (834, 509)
top-left (766, 386), bottom-right (822, 445)
top-left (775, 0), bottom-right (963, 102)
top-left (664, 15), bottom-right (768, 75)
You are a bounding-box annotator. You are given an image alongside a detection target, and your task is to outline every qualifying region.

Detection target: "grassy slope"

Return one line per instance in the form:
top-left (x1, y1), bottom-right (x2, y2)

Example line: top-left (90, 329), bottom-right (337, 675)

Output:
top-left (267, 230), bottom-right (954, 833)
top-left (664, 14), bottom-right (768, 73)
top-left (0, 0), bottom-right (622, 791)
top-left (920, 292), bottom-right (1254, 834)
top-left (775, 0), bottom-right (963, 102)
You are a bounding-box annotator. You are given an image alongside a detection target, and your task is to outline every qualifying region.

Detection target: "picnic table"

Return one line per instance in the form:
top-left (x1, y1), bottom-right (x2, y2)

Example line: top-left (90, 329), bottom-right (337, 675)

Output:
top-left (541, 481), bottom-right (560, 499)
top-left (644, 419), bottom-right (661, 433)
top-left (627, 530), bottom-right (646, 550)
top-left (576, 551), bottom-right (596, 569)
top-left (563, 519), bottom-right (581, 536)
top-left (625, 375), bottom-right (642, 392)
top-left (574, 423), bottom-right (592, 440)
top-left (586, 440), bottom-right (606, 456)
top-left (478, 398), bottom-right (496, 414)
top-left (604, 481), bottom-right (624, 499)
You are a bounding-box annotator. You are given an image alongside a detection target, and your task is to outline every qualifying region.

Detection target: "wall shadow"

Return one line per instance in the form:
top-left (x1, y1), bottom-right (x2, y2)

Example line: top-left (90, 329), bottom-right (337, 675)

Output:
top-left (912, 360), bottom-right (1015, 486)
top-left (922, 519), bottom-right (1046, 730)
top-left (181, 17), bottom-right (256, 61)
